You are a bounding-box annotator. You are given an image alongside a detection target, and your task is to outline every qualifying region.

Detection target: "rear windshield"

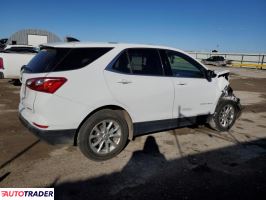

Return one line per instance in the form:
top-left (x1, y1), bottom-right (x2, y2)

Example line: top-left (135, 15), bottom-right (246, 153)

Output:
top-left (25, 47), bottom-right (112, 73)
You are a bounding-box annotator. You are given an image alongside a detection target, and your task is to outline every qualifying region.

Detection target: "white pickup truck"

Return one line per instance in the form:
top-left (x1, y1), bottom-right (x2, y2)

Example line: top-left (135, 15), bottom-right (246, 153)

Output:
top-left (0, 45), bottom-right (38, 79)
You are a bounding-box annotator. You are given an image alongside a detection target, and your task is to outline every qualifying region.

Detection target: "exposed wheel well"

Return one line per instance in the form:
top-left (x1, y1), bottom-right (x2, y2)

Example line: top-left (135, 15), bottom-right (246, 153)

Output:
top-left (73, 105), bottom-right (133, 146)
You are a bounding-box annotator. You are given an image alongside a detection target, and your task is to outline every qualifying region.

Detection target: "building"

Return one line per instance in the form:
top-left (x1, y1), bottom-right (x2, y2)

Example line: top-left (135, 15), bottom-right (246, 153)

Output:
top-left (6, 29), bottom-right (61, 46)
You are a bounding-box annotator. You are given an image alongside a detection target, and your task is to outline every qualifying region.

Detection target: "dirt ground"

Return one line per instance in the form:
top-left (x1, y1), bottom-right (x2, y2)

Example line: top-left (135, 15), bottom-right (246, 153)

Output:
top-left (0, 66), bottom-right (266, 200)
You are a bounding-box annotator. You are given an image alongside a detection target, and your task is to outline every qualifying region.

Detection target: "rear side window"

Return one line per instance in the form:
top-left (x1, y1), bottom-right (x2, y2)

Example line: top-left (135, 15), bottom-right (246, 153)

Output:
top-left (25, 47), bottom-right (112, 73)
top-left (111, 48), bottom-right (163, 76)
top-left (112, 51), bottom-right (131, 73)
top-left (128, 49), bottom-right (163, 76)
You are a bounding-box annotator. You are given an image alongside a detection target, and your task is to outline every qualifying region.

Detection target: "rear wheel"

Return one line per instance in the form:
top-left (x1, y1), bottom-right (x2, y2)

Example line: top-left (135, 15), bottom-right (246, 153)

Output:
top-left (209, 100), bottom-right (238, 131)
top-left (78, 109), bottom-right (129, 161)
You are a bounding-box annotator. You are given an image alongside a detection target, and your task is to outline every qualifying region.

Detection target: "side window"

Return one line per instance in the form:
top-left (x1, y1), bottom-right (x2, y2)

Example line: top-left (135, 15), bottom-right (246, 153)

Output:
top-left (128, 49), bottom-right (163, 76)
top-left (112, 51), bottom-right (131, 73)
top-left (53, 48), bottom-right (112, 72)
top-left (165, 50), bottom-right (204, 78)
top-left (27, 48), bottom-right (112, 73)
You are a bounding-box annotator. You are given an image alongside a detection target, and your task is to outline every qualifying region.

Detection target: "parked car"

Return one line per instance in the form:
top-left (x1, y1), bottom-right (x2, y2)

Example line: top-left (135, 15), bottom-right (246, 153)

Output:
top-left (0, 38), bottom-right (8, 50)
top-left (0, 60), bottom-right (4, 78)
top-left (19, 42), bottom-right (241, 161)
top-left (202, 56), bottom-right (228, 66)
top-left (0, 45), bottom-right (39, 79)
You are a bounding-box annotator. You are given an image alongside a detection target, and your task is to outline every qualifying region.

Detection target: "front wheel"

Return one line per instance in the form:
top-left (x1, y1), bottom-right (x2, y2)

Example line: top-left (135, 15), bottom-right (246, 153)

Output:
top-left (78, 109), bottom-right (129, 161)
top-left (209, 100), bottom-right (238, 131)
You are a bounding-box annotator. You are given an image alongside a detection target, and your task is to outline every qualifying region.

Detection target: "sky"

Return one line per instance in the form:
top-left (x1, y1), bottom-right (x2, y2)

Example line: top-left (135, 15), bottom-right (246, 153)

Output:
top-left (0, 0), bottom-right (266, 53)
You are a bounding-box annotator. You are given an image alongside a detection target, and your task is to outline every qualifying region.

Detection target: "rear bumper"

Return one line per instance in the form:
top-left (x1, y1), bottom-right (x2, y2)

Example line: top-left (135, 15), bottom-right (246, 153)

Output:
top-left (18, 112), bottom-right (76, 145)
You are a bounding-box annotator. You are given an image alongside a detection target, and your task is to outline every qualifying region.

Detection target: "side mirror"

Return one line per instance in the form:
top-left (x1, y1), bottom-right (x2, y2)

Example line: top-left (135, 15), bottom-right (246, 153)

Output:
top-left (206, 70), bottom-right (216, 81)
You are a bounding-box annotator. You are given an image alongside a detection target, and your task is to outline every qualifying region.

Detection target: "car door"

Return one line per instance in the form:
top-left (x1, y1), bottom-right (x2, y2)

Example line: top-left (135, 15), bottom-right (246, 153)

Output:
top-left (160, 49), bottom-right (217, 119)
top-left (104, 48), bottom-right (174, 123)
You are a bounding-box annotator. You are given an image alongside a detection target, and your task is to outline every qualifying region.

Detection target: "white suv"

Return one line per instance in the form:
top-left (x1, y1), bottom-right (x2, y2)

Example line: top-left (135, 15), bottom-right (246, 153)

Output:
top-left (19, 42), bottom-right (241, 160)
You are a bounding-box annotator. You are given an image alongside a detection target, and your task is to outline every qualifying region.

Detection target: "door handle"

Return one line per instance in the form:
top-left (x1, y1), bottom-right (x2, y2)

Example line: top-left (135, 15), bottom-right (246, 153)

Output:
top-left (117, 79), bottom-right (132, 84)
top-left (177, 82), bottom-right (186, 86)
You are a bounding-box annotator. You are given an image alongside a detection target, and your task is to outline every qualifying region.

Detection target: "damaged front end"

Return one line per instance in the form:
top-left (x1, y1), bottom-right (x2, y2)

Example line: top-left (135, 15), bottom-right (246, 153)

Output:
top-left (214, 69), bottom-right (242, 118)
top-left (220, 85), bottom-right (242, 118)
top-left (207, 83), bottom-right (242, 131)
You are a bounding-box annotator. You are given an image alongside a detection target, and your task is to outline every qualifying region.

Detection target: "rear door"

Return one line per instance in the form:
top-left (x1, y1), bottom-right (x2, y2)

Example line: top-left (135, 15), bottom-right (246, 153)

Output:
top-left (104, 48), bottom-right (174, 122)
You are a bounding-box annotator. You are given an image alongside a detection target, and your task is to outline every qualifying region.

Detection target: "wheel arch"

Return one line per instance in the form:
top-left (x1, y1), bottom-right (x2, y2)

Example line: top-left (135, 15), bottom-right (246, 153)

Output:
top-left (73, 105), bottom-right (134, 145)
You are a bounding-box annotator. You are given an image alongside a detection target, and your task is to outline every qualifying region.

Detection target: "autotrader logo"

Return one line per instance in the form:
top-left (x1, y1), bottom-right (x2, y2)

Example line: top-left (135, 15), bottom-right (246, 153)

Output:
top-left (0, 188), bottom-right (54, 200)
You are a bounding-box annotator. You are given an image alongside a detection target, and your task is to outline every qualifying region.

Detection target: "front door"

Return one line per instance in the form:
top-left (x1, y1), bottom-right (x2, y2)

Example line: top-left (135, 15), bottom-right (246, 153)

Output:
top-left (160, 50), bottom-right (217, 119)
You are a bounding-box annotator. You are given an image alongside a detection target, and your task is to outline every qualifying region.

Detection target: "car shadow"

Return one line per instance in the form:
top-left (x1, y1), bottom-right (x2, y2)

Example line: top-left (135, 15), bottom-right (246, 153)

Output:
top-left (54, 136), bottom-right (266, 200)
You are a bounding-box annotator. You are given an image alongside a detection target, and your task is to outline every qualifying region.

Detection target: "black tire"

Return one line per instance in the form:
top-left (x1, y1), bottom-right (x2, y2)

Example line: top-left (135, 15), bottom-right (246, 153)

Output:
top-left (78, 109), bottom-right (129, 161)
top-left (209, 100), bottom-right (238, 132)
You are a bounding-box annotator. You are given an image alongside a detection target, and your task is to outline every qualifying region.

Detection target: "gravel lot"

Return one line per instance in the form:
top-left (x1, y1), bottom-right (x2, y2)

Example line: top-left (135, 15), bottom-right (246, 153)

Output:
top-left (0, 66), bottom-right (266, 200)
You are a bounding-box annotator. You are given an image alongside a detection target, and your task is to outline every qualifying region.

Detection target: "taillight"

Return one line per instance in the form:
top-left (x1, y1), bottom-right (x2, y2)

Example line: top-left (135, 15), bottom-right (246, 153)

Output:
top-left (0, 57), bottom-right (3, 69)
top-left (33, 122), bottom-right (49, 129)
top-left (26, 77), bottom-right (67, 94)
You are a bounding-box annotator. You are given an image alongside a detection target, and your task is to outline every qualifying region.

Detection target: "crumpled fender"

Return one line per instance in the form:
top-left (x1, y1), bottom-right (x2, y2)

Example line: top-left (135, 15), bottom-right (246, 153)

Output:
top-left (216, 85), bottom-right (242, 118)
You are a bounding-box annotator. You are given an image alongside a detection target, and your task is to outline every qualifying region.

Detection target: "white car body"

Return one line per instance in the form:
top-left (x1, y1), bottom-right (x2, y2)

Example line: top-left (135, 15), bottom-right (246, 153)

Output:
top-left (18, 42), bottom-right (240, 160)
top-left (0, 45), bottom-right (38, 79)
